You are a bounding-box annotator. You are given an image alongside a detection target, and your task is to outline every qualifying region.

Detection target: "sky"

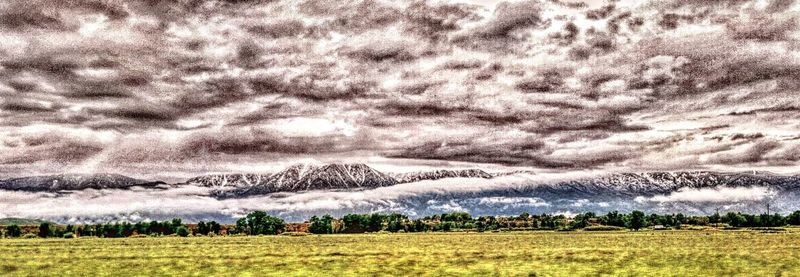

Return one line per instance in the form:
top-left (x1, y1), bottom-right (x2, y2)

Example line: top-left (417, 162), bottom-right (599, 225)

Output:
top-left (0, 0), bottom-right (799, 181)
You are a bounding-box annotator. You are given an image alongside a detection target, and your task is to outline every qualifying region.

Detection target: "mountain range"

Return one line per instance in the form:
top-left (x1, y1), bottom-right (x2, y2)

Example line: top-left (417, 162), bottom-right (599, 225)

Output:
top-left (0, 164), bottom-right (494, 194)
top-left (4, 167), bottom-right (800, 223)
top-left (514, 171), bottom-right (800, 199)
top-left (206, 163), bottom-right (399, 197)
top-left (0, 173), bottom-right (166, 192)
top-left (192, 164), bottom-right (494, 197)
top-left (1, 165), bottom-right (799, 199)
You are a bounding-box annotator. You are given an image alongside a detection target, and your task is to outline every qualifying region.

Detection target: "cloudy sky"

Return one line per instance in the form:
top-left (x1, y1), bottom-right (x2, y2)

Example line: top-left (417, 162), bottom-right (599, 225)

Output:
top-left (1, 0), bottom-right (799, 181)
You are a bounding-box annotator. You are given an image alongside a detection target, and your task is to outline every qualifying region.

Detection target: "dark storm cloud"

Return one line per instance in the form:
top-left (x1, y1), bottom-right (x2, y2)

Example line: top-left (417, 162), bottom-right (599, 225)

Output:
top-left (246, 19), bottom-right (306, 38)
top-left (389, 139), bottom-right (548, 167)
top-left (707, 140), bottom-right (782, 165)
top-left (390, 137), bottom-right (640, 169)
top-left (0, 8), bottom-right (65, 30)
top-left (452, 0), bottom-right (543, 49)
top-left (68, 81), bottom-right (133, 99)
top-left (727, 14), bottom-right (797, 41)
top-left (1, 56), bottom-right (81, 78)
top-left (92, 104), bottom-right (181, 123)
top-left (0, 131), bottom-right (104, 164)
top-left (343, 43), bottom-right (420, 63)
top-left (403, 1), bottom-right (479, 41)
top-left (299, 0), bottom-right (403, 31)
top-left (0, 99), bottom-right (59, 112)
top-left (1, 0), bottom-right (799, 174)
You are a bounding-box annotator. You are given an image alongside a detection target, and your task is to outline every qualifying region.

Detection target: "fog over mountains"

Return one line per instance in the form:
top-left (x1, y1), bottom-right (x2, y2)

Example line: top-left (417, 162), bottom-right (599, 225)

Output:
top-left (1, 163), bottom-right (798, 224)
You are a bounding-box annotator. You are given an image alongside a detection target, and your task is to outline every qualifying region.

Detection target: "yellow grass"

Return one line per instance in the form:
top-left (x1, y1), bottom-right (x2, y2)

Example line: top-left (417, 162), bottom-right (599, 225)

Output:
top-left (2, 230), bottom-right (800, 276)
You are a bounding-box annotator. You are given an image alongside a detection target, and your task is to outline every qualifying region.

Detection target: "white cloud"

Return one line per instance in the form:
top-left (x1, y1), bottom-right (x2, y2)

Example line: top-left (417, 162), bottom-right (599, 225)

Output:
top-left (635, 186), bottom-right (776, 203)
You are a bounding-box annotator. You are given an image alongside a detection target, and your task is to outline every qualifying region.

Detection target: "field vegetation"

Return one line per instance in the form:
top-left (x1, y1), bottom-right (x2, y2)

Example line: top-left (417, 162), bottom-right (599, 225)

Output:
top-left (3, 210), bottom-right (800, 275)
top-left (2, 230), bottom-right (800, 276)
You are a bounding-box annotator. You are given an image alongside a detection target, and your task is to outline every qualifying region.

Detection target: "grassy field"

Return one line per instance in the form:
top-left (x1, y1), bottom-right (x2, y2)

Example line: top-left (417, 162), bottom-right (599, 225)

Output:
top-left (2, 230), bottom-right (800, 276)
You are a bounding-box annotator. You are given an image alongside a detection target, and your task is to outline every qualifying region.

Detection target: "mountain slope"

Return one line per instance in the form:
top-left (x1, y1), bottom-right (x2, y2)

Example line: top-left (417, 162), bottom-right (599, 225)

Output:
top-left (521, 171), bottom-right (800, 198)
top-left (219, 163), bottom-right (398, 197)
top-left (0, 173), bottom-right (165, 192)
top-left (185, 174), bottom-right (272, 188)
top-left (394, 169), bottom-right (492, 183)
top-left (0, 218), bottom-right (53, 226)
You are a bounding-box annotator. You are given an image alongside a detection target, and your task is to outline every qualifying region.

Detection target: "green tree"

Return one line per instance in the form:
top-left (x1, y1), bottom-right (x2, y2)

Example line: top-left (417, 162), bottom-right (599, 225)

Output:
top-left (627, 210), bottom-right (647, 231)
top-left (196, 221), bottom-right (209, 236)
top-left (602, 211), bottom-right (626, 227)
top-left (724, 212), bottom-right (747, 227)
top-left (341, 214), bottom-right (368, 233)
top-left (367, 214), bottom-right (387, 232)
top-left (208, 221), bottom-right (221, 235)
top-left (309, 215), bottom-right (334, 234)
top-left (38, 222), bottom-right (51, 238)
top-left (236, 211), bottom-right (286, 235)
top-left (6, 225), bottom-right (22, 238)
top-left (787, 210), bottom-right (800, 225)
top-left (709, 212), bottom-right (721, 224)
top-left (176, 226), bottom-right (190, 237)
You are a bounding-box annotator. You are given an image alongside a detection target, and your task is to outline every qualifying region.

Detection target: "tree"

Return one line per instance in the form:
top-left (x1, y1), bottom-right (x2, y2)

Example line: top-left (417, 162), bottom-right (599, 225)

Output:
top-left (569, 212), bottom-right (595, 229)
top-left (627, 210), bottom-right (647, 231)
top-left (309, 215), bottom-right (334, 234)
top-left (385, 214), bottom-right (408, 232)
top-left (341, 214), bottom-right (368, 233)
top-left (6, 225), bottom-right (22, 238)
top-left (236, 211), bottom-right (286, 235)
top-left (787, 210), bottom-right (800, 226)
top-left (724, 212), bottom-right (747, 227)
top-left (176, 226), bottom-right (190, 237)
top-left (367, 214), bottom-right (387, 232)
top-left (208, 221), bottom-right (221, 235)
top-left (196, 221), bottom-right (209, 236)
top-left (38, 222), bottom-right (51, 238)
top-left (170, 218), bottom-right (184, 233)
top-left (602, 211), bottom-right (626, 227)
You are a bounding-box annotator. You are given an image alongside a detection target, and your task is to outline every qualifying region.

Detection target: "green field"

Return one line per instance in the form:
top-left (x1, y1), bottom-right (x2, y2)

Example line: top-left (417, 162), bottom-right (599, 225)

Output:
top-left (2, 230), bottom-right (800, 276)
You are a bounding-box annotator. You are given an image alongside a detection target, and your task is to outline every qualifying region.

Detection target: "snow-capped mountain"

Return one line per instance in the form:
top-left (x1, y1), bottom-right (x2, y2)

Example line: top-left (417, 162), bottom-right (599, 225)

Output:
top-left (216, 163), bottom-right (399, 197)
top-left (394, 169), bottom-right (493, 183)
top-left (523, 171), bottom-right (800, 198)
top-left (185, 173), bottom-right (272, 188)
top-left (0, 174), bottom-right (166, 192)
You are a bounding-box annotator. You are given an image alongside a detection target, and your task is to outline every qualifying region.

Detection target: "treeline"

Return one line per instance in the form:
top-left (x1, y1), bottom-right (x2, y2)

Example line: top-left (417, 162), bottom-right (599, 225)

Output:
top-left (4, 210), bottom-right (800, 238)
top-left (308, 210), bottom-right (800, 234)
top-left (1, 219), bottom-right (221, 238)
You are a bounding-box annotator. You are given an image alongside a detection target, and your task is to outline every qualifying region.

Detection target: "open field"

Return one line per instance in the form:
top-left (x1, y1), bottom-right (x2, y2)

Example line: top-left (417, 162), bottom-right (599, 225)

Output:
top-left (2, 230), bottom-right (800, 276)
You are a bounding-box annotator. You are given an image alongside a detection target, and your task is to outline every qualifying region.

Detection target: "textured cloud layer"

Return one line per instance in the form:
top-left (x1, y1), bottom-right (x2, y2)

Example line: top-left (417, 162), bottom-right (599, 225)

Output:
top-left (1, 0), bottom-right (799, 178)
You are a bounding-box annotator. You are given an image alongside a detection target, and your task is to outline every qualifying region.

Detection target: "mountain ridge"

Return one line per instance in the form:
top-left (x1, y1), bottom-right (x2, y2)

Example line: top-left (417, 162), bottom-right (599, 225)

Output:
top-left (0, 173), bottom-right (166, 192)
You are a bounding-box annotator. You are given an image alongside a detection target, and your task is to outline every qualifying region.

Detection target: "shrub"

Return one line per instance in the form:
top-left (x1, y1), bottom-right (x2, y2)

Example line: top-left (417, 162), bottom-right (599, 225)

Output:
top-left (176, 227), bottom-right (190, 237)
top-left (22, 233), bottom-right (38, 239)
top-left (280, 232), bottom-right (309, 236)
top-left (583, 225), bottom-right (625, 231)
top-left (752, 227), bottom-right (786, 233)
top-left (130, 234), bottom-right (149, 238)
top-left (5, 225), bottom-right (22, 238)
top-left (62, 232), bottom-right (75, 239)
